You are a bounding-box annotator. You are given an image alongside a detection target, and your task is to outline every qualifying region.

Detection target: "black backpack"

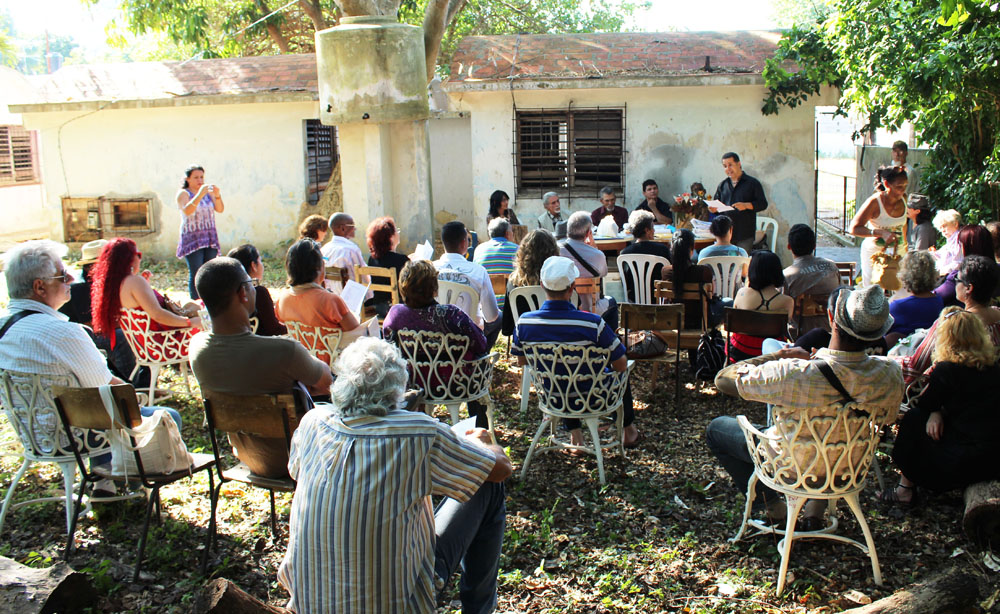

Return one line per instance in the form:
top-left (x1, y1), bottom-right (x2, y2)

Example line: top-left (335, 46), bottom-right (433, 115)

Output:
top-left (694, 328), bottom-right (726, 381)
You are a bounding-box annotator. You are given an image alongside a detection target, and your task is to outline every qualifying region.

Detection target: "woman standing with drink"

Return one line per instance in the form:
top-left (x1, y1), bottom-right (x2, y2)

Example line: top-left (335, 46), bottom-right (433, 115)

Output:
top-left (176, 164), bottom-right (224, 299)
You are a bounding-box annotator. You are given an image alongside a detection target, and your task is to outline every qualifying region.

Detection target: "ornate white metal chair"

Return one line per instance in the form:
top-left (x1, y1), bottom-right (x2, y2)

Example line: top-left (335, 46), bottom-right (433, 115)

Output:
top-left (508, 285), bottom-right (548, 415)
top-left (519, 343), bottom-right (634, 485)
top-left (119, 308), bottom-right (195, 405)
top-left (284, 321), bottom-right (344, 368)
top-left (756, 216), bottom-right (779, 252)
top-left (733, 402), bottom-right (893, 595)
top-left (699, 255), bottom-right (750, 300)
top-left (617, 254), bottom-right (670, 305)
top-left (0, 369), bottom-right (111, 536)
top-left (394, 330), bottom-right (498, 436)
top-left (436, 280), bottom-right (480, 319)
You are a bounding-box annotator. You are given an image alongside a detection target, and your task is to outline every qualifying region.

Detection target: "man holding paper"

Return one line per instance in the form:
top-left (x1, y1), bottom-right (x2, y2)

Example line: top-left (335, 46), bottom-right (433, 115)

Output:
top-left (712, 152), bottom-right (768, 253)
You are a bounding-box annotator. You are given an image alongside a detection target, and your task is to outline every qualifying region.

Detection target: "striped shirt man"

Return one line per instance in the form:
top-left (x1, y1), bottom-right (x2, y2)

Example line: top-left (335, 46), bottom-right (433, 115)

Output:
top-left (277, 407), bottom-right (495, 613)
top-left (511, 299), bottom-right (624, 361)
top-left (472, 237), bottom-right (517, 311)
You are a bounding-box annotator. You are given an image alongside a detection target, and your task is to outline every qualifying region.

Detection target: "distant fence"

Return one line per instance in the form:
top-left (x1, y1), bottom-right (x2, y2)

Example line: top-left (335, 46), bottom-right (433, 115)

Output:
top-left (816, 169), bottom-right (857, 234)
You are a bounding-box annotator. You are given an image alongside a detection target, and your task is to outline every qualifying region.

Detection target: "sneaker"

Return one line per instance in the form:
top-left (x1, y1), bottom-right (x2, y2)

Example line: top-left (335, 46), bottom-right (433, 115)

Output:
top-left (91, 479), bottom-right (117, 499)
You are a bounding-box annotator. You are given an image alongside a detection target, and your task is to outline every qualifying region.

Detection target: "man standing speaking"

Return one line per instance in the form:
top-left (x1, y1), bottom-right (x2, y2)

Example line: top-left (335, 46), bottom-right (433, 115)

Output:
top-left (712, 152), bottom-right (768, 253)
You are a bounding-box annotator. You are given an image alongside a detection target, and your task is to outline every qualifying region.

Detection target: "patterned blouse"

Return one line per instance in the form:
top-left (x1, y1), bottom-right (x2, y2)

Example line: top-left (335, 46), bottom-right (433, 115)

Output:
top-left (176, 189), bottom-right (220, 258)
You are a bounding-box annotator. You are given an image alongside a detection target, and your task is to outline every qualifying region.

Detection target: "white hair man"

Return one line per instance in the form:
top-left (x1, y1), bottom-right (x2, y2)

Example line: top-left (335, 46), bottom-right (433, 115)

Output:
top-left (536, 192), bottom-right (563, 233)
top-left (0, 240), bottom-right (182, 498)
top-left (560, 211), bottom-right (619, 324)
top-left (278, 337), bottom-right (512, 614)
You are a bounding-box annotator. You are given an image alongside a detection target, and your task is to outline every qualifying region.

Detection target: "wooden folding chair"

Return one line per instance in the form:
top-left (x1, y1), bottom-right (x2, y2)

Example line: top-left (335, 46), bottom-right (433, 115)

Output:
top-left (791, 293), bottom-right (830, 340)
top-left (489, 273), bottom-right (510, 311)
top-left (355, 264), bottom-right (400, 321)
top-left (836, 262), bottom-right (857, 287)
top-left (723, 308), bottom-right (790, 364)
top-left (572, 277), bottom-right (602, 313)
top-left (53, 384), bottom-right (215, 582)
top-left (201, 388), bottom-right (307, 557)
top-left (620, 303), bottom-right (684, 402)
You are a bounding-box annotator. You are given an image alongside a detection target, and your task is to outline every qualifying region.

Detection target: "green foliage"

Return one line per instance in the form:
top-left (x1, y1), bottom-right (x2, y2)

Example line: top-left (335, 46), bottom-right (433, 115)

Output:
top-left (763, 0), bottom-right (1000, 223)
top-left (0, 12), bottom-right (16, 68)
top-left (770, 0), bottom-right (836, 27)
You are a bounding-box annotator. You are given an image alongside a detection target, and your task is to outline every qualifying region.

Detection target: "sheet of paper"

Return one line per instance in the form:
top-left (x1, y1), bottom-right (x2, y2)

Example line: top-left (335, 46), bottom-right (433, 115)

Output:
top-left (340, 279), bottom-right (369, 315)
top-left (450, 416), bottom-right (478, 435)
top-left (705, 200), bottom-right (735, 212)
top-left (410, 240), bottom-right (434, 261)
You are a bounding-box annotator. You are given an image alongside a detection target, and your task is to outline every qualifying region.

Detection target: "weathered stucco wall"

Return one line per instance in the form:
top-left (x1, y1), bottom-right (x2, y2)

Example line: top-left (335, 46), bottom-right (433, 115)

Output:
top-left (19, 100), bottom-right (319, 259)
top-left (449, 83), bottom-right (826, 263)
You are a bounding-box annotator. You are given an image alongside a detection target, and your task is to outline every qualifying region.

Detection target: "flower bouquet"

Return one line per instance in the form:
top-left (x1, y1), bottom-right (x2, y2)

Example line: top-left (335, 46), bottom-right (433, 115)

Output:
top-left (672, 191), bottom-right (711, 229)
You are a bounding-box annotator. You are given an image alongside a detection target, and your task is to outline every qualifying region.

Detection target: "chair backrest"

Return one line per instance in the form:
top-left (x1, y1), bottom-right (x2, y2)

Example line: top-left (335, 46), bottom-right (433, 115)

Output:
top-left (202, 389), bottom-right (303, 442)
top-left (655, 280), bottom-right (708, 331)
top-left (620, 303), bottom-right (684, 333)
top-left (836, 262), bottom-right (857, 287)
top-left (508, 285), bottom-right (548, 324)
top-left (756, 216), bottom-right (779, 252)
top-left (743, 402), bottom-right (891, 495)
top-left (355, 265), bottom-right (399, 305)
top-left (436, 280), bottom-right (480, 317)
top-left (724, 308), bottom-right (789, 361)
top-left (519, 343), bottom-right (630, 419)
top-left (0, 369), bottom-right (107, 460)
top-left (792, 293), bottom-right (830, 335)
top-left (572, 277), bottom-right (602, 313)
top-left (119, 308), bottom-right (193, 364)
top-left (325, 265), bottom-right (347, 283)
top-left (699, 256), bottom-right (750, 300)
top-left (394, 329), bottom-right (494, 403)
top-left (489, 273), bottom-right (509, 298)
top-left (617, 254), bottom-right (670, 305)
top-left (284, 320), bottom-right (344, 367)
top-left (51, 383), bottom-right (141, 432)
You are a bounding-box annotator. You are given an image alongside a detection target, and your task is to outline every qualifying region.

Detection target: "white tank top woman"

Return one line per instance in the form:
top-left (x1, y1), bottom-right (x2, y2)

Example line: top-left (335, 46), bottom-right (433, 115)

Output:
top-left (849, 166), bottom-right (909, 287)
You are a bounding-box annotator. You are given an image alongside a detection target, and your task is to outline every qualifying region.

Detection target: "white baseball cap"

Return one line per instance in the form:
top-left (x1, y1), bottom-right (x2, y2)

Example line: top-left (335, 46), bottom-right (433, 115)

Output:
top-left (540, 256), bottom-right (580, 291)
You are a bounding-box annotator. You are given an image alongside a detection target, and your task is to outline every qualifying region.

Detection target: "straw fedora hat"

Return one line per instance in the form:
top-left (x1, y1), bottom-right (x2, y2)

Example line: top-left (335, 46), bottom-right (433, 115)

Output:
top-left (77, 239), bottom-right (108, 266)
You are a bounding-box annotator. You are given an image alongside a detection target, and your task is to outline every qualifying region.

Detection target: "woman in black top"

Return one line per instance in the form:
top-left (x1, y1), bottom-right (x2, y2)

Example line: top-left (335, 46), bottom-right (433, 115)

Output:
top-left (666, 229), bottom-right (716, 329)
top-left (487, 189), bottom-right (521, 226)
top-left (620, 210), bottom-right (671, 301)
top-left (227, 243), bottom-right (287, 336)
top-left (883, 307), bottom-right (1000, 505)
top-left (366, 216), bottom-right (410, 318)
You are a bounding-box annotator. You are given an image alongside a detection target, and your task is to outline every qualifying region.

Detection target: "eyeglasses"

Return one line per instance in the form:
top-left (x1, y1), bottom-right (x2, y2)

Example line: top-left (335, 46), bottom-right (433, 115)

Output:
top-left (44, 270), bottom-right (73, 282)
top-left (250, 279), bottom-right (261, 287)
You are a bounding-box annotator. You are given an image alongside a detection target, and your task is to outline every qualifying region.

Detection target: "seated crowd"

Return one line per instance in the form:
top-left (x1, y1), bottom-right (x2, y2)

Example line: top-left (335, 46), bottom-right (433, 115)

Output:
top-left (2, 171), bottom-right (1000, 612)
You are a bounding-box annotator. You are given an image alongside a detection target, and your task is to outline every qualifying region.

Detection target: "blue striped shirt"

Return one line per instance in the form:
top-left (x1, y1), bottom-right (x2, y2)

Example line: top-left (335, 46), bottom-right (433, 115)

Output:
top-left (278, 408), bottom-right (494, 613)
top-left (473, 238), bottom-right (517, 311)
top-left (511, 300), bottom-right (624, 360)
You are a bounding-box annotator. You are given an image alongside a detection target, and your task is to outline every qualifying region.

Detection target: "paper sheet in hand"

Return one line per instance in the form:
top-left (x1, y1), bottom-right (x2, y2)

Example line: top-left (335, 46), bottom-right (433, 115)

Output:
top-left (705, 200), bottom-right (735, 212)
top-left (410, 240), bottom-right (434, 261)
top-left (340, 279), bottom-right (369, 315)
top-left (450, 416), bottom-right (478, 435)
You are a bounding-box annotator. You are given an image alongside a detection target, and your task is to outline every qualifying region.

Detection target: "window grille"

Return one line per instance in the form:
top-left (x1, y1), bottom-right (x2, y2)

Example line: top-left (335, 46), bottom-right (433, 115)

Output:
top-left (62, 197), bottom-right (154, 242)
top-left (304, 119), bottom-right (339, 206)
top-left (514, 107), bottom-right (625, 198)
top-left (0, 126), bottom-right (39, 186)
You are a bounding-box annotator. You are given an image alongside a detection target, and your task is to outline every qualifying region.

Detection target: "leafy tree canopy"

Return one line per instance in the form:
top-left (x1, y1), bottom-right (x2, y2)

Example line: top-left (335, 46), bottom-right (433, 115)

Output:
top-left (763, 0), bottom-right (1000, 223)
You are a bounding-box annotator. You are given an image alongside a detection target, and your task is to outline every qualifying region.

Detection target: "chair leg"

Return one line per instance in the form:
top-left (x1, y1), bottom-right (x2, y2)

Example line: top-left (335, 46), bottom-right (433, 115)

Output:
top-left (448, 404), bottom-right (460, 425)
top-left (59, 462), bottom-right (79, 536)
top-left (732, 473), bottom-right (758, 542)
top-left (201, 474), bottom-right (217, 573)
top-left (181, 362), bottom-right (192, 395)
top-left (269, 490), bottom-right (279, 538)
top-left (0, 458), bottom-right (30, 535)
top-left (64, 470), bottom-right (89, 561)
top-left (520, 418), bottom-right (551, 481)
top-left (133, 486), bottom-right (158, 583)
top-left (776, 495), bottom-right (808, 595)
top-left (519, 367), bottom-right (532, 416)
top-left (585, 418), bottom-right (607, 485)
top-left (147, 364), bottom-right (161, 405)
top-left (843, 493), bottom-right (882, 586)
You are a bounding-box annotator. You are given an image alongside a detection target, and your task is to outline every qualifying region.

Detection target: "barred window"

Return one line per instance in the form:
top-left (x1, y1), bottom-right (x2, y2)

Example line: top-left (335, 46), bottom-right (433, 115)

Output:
top-left (0, 126), bottom-right (39, 186)
top-left (62, 197), bottom-right (154, 242)
top-left (304, 119), bottom-right (339, 206)
top-left (514, 108), bottom-right (625, 196)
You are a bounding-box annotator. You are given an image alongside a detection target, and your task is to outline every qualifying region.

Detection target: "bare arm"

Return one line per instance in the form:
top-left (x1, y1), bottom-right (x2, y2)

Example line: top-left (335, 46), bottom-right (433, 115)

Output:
top-left (849, 195), bottom-right (888, 239)
top-left (611, 354), bottom-right (627, 372)
top-left (208, 185), bottom-right (224, 213)
top-left (309, 366), bottom-right (334, 396)
top-left (466, 428), bottom-right (513, 482)
top-left (177, 186), bottom-right (210, 216)
top-left (122, 275), bottom-right (197, 328)
top-left (339, 310), bottom-right (360, 332)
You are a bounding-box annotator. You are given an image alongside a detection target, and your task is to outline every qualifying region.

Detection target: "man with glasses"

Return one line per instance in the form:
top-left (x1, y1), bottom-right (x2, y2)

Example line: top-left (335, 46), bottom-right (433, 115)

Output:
top-left (589, 186), bottom-right (628, 230)
top-left (536, 192), bottom-right (563, 233)
top-left (321, 212), bottom-right (366, 284)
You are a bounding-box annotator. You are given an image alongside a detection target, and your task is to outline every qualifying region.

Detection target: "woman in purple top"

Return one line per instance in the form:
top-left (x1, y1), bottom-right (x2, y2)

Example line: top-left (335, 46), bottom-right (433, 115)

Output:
top-left (934, 225), bottom-right (995, 308)
top-left (887, 250), bottom-right (943, 344)
top-left (176, 165), bottom-right (224, 299)
top-left (383, 260), bottom-right (489, 427)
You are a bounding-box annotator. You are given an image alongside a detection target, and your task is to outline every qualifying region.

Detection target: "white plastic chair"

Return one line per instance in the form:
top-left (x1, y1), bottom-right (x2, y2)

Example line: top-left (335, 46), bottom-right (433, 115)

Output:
top-left (284, 321), bottom-right (344, 368)
top-left (395, 330), bottom-right (498, 437)
top-left (756, 216), bottom-right (778, 252)
top-left (733, 402), bottom-right (892, 595)
top-left (436, 280), bottom-right (481, 320)
top-left (119, 308), bottom-right (195, 405)
top-left (617, 254), bottom-right (670, 305)
top-left (518, 343), bottom-right (634, 485)
top-left (508, 285), bottom-right (549, 415)
top-left (0, 370), bottom-right (111, 536)
top-left (699, 255), bottom-right (750, 300)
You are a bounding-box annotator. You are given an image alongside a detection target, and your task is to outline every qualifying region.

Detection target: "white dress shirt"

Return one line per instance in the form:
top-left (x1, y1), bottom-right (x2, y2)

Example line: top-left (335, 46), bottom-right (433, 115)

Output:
top-left (321, 236), bottom-right (365, 281)
top-left (433, 252), bottom-right (500, 326)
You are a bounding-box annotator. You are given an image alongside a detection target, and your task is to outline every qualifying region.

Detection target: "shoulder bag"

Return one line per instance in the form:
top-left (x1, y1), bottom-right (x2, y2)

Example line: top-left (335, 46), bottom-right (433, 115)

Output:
top-left (98, 385), bottom-right (193, 477)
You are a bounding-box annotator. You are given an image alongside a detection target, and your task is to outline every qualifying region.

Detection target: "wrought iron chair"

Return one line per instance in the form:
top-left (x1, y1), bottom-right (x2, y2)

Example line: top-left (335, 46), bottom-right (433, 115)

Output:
top-left (519, 343), bottom-right (633, 485)
top-left (700, 255), bottom-right (750, 301)
top-left (508, 285), bottom-right (548, 415)
top-left (394, 330), bottom-right (498, 437)
top-left (119, 308), bottom-right (195, 405)
top-left (53, 383), bottom-right (214, 582)
top-left (284, 321), bottom-right (344, 368)
top-left (0, 369), bottom-right (111, 536)
top-left (733, 402), bottom-right (892, 595)
top-left (617, 254), bottom-right (671, 305)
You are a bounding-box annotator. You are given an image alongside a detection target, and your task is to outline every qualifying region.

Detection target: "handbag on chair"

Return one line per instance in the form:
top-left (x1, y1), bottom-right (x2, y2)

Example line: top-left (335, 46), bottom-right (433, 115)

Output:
top-left (98, 386), bottom-right (193, 477)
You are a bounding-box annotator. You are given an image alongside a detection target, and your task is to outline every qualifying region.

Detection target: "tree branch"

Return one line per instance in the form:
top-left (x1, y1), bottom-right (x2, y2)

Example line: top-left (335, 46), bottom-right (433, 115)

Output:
top-left (423, 0), bottom-right (467, 81)
top-left (336, 0), bottom-right (398, 16)
top-left (256, 0), bottom-right (291, 52)
top-left (297, 0), bottom-right (327, 31)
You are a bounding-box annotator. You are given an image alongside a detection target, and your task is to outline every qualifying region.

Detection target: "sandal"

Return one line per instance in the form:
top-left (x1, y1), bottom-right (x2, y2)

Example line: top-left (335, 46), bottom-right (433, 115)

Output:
top-left (878, 484), bottom-right (918, 507)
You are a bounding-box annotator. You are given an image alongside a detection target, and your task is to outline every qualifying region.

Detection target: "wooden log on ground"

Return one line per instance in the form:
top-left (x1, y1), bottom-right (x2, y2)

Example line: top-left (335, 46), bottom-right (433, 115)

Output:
top-left (0, 555), bottom-right (95, 614)
top-left (196, 578), bottom-right (291, 614)
top-left (963, 480), bottom-right (1000, 550)
top-left (840, 566), bottom-right (978, 614)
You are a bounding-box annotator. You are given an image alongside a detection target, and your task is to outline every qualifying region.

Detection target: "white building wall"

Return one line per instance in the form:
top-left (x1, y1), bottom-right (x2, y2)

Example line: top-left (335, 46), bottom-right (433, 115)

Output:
top-left (19, 100), bottom-right (320, 259)
top-left (450, 84), bottom-right (821, 263)
top-left (0, 67), bottom-right (47, 249)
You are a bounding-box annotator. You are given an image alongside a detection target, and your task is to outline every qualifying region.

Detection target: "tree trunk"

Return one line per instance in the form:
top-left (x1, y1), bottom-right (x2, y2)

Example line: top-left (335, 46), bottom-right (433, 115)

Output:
top-left (256, 0), bottom-right (291, 52)
top-left (338, 0), bottom-right (399, 17)
top-left (839, 567), bottom-right (978, 614)
top-left (298, 0), bottom-right (327, 31)
top-left (963, 480), bottom-right (1000, 550)
top-left (0, 555), bottom-right (95, 614)
top-left (196, 579), bottom-right (292, 614)
top-left (423, 0), bottom-right (467, 81)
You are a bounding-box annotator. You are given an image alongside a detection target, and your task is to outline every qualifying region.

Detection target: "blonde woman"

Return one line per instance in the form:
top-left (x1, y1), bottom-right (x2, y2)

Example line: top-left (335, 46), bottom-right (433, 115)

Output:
top-left (932, 209), bottom-right (962, 275)
top-left (500, 229), bottom-right (560, 336)
top-left (883, 306), bottom-right (1000, 505)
